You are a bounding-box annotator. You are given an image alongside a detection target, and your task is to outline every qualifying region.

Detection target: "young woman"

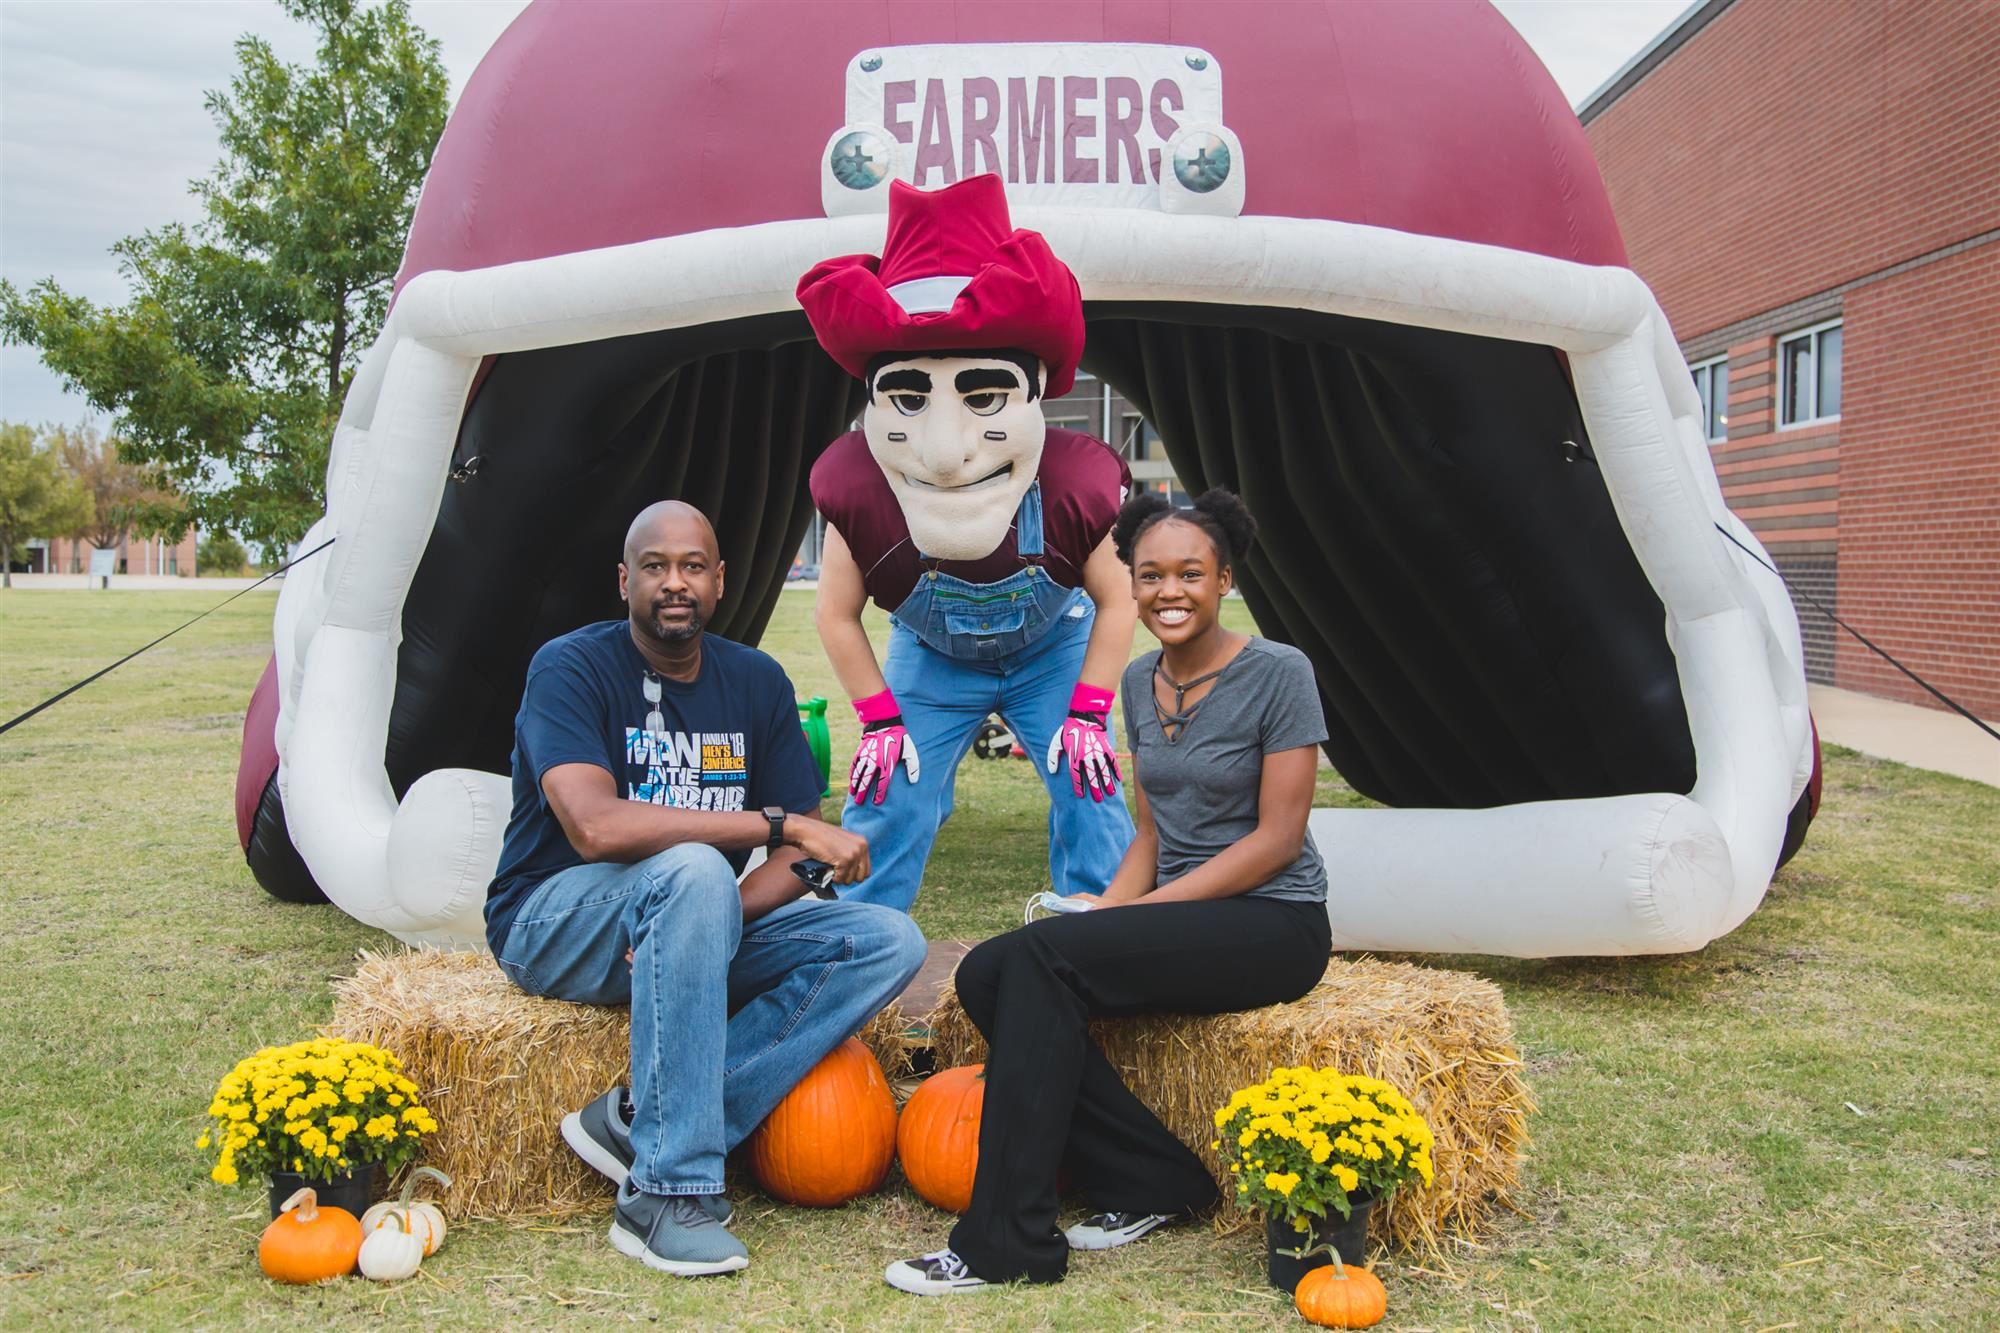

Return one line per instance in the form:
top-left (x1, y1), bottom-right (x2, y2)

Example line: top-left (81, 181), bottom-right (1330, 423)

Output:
top-left (885, 488), bottom-right (1334, 1296)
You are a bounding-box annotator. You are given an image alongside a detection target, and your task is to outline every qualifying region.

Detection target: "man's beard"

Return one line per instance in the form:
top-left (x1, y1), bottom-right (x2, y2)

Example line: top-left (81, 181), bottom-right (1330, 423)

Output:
top-left (646, 599), bottom-right (706, 645)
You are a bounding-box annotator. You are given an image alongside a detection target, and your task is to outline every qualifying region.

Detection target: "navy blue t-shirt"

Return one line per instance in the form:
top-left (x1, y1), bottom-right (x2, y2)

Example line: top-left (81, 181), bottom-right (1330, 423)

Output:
top-left (486, 621), bottom-right (823, 955)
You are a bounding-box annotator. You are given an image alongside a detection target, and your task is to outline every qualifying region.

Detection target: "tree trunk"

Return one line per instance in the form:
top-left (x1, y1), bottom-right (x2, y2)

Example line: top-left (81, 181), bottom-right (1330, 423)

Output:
top-left (328, 298), bottom-right (348, 401)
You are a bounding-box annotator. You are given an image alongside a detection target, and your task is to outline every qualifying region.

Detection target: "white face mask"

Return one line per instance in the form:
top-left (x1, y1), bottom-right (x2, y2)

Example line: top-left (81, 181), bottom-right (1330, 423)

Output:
top-left (862, 354), bottom-right (1048, 561)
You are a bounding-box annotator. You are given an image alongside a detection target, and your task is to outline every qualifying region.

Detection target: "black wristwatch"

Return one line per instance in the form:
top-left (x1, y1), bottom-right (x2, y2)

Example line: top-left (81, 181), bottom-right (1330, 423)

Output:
top-left (762, 805), bottom-right (788, 850)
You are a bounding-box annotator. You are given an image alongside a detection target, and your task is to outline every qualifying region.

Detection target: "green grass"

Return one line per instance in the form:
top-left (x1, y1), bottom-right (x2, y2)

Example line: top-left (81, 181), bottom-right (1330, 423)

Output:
top-left (1, 587), bottom-right (1994, 1329)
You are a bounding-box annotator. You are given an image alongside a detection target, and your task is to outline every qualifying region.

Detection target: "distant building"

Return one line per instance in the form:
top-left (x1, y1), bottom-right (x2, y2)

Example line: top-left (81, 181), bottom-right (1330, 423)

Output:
top-left (18, 530), bottom-right (199, 577)
top-left (1582, 0), bottom-right (2000, 719)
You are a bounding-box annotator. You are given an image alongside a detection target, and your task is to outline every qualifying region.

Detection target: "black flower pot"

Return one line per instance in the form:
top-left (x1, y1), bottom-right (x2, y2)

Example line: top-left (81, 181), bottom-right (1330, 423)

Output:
top-left (1265, 1191), bottom-right (1375, 1293)
top-left (267, 1162), bottom-right (378, 1220)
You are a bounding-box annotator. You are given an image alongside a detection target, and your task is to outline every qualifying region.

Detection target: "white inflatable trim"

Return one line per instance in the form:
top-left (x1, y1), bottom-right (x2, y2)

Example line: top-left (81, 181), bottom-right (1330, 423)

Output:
top-left (274, 209), bottom-right (1811, 956)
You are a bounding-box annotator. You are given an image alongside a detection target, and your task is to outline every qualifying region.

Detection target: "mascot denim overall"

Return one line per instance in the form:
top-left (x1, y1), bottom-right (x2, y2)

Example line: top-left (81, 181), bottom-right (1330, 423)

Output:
top-left (841, 483), bottom-right (1136, 912)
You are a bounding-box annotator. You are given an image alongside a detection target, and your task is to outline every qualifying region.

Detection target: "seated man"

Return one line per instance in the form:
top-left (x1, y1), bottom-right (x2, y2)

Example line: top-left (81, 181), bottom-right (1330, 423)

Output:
top-left (486, 500), bottom-right (926, 1277)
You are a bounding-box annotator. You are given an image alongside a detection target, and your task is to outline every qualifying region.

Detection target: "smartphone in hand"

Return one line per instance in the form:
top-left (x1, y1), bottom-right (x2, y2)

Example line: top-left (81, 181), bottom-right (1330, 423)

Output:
top-left (791, 858), bottom-right (839, 900)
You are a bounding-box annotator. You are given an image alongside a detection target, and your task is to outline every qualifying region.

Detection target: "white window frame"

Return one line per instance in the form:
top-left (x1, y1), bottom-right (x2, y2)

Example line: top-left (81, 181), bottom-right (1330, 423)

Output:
top-left (1777, 318), bottom-right (1842, 429)
top-left (1689, 354), bottom-right (1728, 442)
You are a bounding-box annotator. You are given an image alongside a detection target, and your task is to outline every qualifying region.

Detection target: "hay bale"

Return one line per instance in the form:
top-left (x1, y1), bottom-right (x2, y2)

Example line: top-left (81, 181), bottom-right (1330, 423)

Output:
top-left (326, 949), bottom-right (910, 1220)
top-left (927, 957), bottom-right (1531, 1255)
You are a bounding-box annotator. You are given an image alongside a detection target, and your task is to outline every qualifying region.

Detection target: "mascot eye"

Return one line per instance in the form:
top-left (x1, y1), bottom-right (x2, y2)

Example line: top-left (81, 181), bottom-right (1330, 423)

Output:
top-left (890, 393), bottom-right (928, 417)
top-left (964, 391), bottom-right (1007, 416)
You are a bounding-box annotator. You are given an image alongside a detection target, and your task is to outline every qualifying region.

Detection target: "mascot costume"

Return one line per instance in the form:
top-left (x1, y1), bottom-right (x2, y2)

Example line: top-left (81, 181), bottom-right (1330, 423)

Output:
top-left (796, 174), bottom-right (1135, 911)
top-left (235, 0), bottom-right (1822, 959)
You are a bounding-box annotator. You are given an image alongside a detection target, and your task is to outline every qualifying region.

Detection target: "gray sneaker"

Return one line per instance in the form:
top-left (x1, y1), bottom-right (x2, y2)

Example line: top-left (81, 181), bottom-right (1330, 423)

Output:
top-left (563, 1088), bottom-right (733, 1224)
top-left (609, 1179), bottom-right (749, 1276)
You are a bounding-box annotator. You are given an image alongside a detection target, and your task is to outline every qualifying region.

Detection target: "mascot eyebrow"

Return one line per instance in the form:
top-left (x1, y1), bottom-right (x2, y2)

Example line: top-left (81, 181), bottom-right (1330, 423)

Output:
top-left (955, 367), bottom-right (1022, 393)
top-left (876, 368), bottom-right (933, 395)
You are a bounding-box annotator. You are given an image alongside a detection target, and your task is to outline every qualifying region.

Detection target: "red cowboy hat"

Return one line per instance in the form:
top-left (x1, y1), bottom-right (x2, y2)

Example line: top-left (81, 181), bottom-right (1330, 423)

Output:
top-left (796, 174), bottom-right (1085, 397)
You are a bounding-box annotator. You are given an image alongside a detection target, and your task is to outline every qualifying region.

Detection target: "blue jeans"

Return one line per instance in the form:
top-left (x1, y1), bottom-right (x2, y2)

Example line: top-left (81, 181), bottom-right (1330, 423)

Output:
top-left (841, 601), bottom-right (1137, 912)
top-left (494, 844), bottom-right (926, 1196)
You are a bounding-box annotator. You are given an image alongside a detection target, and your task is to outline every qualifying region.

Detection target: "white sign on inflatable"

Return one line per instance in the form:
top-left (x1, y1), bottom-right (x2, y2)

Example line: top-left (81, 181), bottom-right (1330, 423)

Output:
top-left (828, 44), bottom-right (1235, 214)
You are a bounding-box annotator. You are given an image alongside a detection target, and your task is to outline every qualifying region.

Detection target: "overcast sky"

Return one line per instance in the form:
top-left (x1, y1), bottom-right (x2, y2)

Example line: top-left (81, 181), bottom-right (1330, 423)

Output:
top-left (0, 0), bottom-right (1691, 428)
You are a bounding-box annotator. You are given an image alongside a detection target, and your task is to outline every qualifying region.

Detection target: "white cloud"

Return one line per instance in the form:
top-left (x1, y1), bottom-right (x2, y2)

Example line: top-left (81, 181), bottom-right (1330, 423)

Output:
top-left (2, 0), bottom-right (1683, 430)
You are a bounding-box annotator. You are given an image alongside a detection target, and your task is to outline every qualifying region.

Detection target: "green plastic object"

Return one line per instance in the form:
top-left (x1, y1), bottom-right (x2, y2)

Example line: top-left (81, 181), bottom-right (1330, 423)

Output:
top-left (797, 696), bottom-right (832, 798)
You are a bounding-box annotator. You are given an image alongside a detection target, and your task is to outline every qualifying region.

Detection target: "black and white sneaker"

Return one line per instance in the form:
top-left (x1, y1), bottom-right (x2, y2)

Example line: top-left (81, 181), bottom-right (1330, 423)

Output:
top-left (884, 1248), bottom-right (993, 1295)
top-left (563, 1087), bottom-right (732, 1223)
top-left (1063, 1211), bottom-right (1180, 1251)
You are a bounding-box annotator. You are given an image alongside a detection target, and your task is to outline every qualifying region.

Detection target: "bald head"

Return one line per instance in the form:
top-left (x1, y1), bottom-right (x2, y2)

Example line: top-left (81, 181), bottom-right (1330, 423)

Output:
top-left (624, 500), bottom-right (718, 565)
top-left (620, 501), bottom-right (723, 651)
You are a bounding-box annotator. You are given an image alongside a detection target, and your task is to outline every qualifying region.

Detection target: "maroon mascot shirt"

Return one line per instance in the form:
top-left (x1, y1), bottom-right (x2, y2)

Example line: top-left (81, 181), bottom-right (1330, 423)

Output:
top-left (811, 427), bottom-right (1132, 615)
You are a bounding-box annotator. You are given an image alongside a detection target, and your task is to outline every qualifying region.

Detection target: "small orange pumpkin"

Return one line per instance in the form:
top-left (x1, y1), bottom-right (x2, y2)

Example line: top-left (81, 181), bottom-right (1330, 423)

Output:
top-left (1294, 1260), bottom-right (1388, 1328)
top-left (896, 1063), bottom-right (985, 1213)
top-left (749, 1038), bottom-right (898, 1206)
top-left (259, 1187), bottom-right (363, 1284)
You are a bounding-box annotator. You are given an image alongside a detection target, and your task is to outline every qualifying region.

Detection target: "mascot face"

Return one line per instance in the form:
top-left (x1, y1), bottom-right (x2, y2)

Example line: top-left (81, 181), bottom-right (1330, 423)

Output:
top-left (863, 352), bottom-right (1047, 561)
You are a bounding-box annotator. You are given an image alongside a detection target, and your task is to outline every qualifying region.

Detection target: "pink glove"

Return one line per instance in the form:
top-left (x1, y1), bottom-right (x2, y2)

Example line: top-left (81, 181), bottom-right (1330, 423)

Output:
top-left (1046, 683), bottom-right (1122, 801)
top-left (848, 688), bottom-right (921, 806)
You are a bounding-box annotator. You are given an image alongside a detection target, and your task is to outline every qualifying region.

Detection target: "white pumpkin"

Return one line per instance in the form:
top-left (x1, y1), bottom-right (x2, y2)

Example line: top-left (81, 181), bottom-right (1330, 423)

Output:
top-left (361, 1198), bottom-right (445, 1256)
top-left (362, 1165), bottom-right (451, 1256)
top-left (357, 1210), bottom-right (424, 1281)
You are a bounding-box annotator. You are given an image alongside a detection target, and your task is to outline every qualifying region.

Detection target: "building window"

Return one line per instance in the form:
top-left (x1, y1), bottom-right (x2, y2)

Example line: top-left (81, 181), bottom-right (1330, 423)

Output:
top-left (1120, 412), bottom-right (1164, 459)
top-left (1778, 320), bottom-right (1842, 427)
top-left (1690, 355), bottom-right (1728, 442)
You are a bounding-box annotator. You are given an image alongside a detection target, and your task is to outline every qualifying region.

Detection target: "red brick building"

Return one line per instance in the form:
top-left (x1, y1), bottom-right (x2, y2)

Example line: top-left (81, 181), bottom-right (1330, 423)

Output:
top-left (26, 530), bottom-right (199, 577)
top-left (1582, 0), bottom-right (2000, 720)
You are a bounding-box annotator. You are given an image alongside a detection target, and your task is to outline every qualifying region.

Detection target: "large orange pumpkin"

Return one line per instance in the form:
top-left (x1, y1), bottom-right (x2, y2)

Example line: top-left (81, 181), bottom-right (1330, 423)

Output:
top-left (1294, 1261), bottom-right (1388, 1328)
top-left (258, 1187), bottom-right (362, 1284)
top-left (896, 1063), bottom-right (986, 1213)
top-left (748, 1037), bottom-right (897, 1206)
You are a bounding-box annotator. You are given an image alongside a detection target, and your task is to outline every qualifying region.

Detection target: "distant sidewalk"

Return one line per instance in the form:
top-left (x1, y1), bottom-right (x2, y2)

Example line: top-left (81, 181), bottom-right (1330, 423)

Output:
top-left (6, 573), bottom-right (271, 592)
top-left (1809, 684), bottom-right (1999, 788)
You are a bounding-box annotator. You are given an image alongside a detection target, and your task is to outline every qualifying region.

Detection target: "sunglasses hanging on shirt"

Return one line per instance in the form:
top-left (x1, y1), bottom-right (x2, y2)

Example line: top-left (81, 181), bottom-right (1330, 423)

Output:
top-left (641, 671), bottom-right (665, 735)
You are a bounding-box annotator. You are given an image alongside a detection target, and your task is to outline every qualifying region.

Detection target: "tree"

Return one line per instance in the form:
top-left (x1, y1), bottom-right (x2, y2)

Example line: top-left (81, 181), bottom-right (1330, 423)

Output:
top-left (199, 531), bottom-right (250, 576)
top-left (0, 0), bottom-right (448, 551)
top-left (47, 423), bottom-right (179, 572)
top-left (0, 425), bottom-right (94, 589)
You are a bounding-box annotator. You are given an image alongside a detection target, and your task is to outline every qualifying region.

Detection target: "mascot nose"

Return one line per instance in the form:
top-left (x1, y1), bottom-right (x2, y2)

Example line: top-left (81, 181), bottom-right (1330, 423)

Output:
top-left (915, 417), bottom-right (974, 479)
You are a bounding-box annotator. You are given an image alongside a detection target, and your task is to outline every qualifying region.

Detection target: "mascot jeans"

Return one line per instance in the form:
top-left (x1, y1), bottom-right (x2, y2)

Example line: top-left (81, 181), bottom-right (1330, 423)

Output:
top-left (494, 844), bottom-right (926, 1196)
top-left (843, 603), bottom-right (1137, 911)
top-left (947, 895), bottom-right (1332, 1283)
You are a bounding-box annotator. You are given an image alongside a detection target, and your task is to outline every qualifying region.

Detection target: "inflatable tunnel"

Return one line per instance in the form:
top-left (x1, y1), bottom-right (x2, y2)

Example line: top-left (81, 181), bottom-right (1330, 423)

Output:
top-left (237, 0), bottom-right (1819, 956)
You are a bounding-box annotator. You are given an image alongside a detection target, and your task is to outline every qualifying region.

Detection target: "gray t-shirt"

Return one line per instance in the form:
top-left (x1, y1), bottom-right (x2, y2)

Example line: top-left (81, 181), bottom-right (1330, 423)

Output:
top-left (1121, 637), bottom-right (1329, 903)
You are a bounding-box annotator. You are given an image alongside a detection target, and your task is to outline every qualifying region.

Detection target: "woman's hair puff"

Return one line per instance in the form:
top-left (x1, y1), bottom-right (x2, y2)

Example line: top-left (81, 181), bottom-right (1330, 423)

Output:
top-left (1112, 487), bottom-right (1256, 569)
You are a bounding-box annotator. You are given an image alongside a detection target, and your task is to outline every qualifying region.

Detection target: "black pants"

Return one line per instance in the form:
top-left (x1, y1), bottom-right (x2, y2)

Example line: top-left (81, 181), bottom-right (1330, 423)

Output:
top-left (947, 895), bottom-right (1332, 1283)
